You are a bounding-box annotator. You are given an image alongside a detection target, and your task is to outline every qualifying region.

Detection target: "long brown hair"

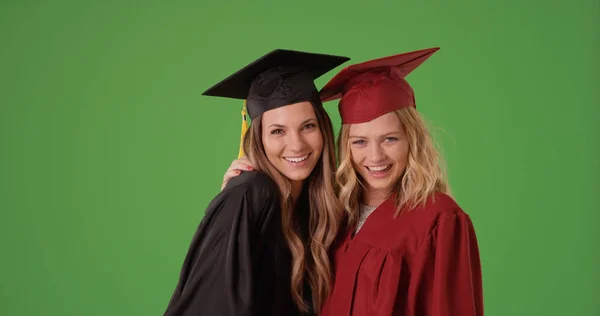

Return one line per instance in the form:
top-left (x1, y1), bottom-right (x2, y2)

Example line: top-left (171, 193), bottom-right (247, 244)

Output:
top-left (242, 101), bottom-right (343, 312)
top-left (336, 107), bottom-right (450, 223)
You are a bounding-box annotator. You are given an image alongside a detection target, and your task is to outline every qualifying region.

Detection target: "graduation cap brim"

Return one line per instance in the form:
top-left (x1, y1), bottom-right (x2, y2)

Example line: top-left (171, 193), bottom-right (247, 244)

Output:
top-left (320, 47), bottom-right (440, 102)
top-left (202, 49), bottom-right (351, 100)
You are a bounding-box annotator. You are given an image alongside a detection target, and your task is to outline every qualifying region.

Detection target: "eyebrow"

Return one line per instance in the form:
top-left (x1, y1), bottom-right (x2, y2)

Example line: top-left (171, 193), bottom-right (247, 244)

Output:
top-left (349, 131), bottom-right (402, 138)
top-left (268, 118), bottom-right (317, 129)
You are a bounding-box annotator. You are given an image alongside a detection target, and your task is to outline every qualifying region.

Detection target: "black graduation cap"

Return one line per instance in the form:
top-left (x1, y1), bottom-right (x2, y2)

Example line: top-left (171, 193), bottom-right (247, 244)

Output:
top-left (202, 49), bottom-right (350, 157)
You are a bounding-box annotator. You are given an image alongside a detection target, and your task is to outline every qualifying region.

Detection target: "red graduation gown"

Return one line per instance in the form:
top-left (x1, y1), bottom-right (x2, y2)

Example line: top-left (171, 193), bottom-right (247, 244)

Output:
top-left (320, 192), bottom-right (483, 316)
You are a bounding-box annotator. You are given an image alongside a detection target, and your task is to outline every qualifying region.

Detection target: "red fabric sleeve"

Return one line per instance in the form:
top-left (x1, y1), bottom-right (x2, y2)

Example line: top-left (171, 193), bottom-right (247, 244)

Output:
top-left (410, 212), bottom-right (484, 316)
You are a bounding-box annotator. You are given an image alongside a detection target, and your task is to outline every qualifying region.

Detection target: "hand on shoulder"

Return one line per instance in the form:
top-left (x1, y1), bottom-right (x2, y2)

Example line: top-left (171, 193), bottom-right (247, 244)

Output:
top-left (221, 156), bottom-right (256, 190)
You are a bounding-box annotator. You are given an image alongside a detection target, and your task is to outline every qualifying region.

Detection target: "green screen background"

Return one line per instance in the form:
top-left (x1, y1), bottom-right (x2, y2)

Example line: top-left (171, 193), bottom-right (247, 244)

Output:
top-left (1, 0), bottom-right (598, 315)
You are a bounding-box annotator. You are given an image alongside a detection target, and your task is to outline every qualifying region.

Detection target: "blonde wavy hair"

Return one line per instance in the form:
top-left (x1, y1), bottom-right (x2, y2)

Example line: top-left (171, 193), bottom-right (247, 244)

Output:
top-left (336, 107), bottom-right (450, 224)
top-left (243, 101), bottom-right (344, 312)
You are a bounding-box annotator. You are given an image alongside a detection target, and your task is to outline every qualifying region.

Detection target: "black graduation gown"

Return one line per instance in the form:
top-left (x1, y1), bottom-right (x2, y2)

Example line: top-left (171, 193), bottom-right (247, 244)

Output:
top-left (164, 171), bottom-right (312, 316)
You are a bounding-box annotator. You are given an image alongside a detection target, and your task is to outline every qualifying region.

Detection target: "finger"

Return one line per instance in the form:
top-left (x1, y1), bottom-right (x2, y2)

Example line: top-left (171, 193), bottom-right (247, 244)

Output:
top-left (223, 169), bottom-right (242, 183)
top-left (239, 156), bottom-right (255, 169)
top-left (229, 160), bottom-right (255, 171)
top-left (221, 170), bottom-right (241, 190)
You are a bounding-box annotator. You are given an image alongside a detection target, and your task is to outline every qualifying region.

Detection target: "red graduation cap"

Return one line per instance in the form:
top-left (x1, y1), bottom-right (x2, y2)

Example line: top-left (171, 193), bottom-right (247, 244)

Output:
top-left (319, 47), bottom-right (440, 124)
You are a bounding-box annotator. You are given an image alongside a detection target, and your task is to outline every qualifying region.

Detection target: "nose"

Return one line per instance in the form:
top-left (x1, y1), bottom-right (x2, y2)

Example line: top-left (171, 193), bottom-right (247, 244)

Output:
top-left (287, 131), bottom-right (307, 152)
top-left (368, 143), bottom-right (386, 163)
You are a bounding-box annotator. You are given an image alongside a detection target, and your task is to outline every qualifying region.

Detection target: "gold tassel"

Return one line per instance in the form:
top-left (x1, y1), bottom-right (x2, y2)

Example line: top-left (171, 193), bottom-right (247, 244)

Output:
top-left (238, 100), bottom-right (249, 158)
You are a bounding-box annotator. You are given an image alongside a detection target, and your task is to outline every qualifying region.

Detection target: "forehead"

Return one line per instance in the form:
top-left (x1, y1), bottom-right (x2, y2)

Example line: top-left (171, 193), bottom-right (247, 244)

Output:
top-left (261, 101), bottom-right (316, 125)
top-left (348, 111), bottom-right (404, 136)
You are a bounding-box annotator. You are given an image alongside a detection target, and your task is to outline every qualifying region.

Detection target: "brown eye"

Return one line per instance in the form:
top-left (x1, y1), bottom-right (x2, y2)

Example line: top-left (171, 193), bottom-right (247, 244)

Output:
top-left (270, 129), bottom-right (284, 135)
top-left (303, 123), bottom-right (317, 130)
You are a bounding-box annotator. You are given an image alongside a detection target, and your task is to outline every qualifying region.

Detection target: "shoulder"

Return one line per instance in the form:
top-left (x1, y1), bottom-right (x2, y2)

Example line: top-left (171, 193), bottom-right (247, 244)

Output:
top-left (420, 191), bottom-right (469, 218)
top-left (418, 192), bottom-right (478, 239)
top-left (401, 192), bottom-right (472, 233)
top-left (218, 171), bottom-right (281, 218)
top-left (403, 192), bottom-right (478, 253)
top-left (223, 171), bottom-right (278, 197)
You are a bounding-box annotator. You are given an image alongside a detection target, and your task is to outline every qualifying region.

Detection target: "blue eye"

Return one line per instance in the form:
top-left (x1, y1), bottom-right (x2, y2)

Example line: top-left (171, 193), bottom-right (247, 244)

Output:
top-left (385, 137), bottom-right (398, 143)
top-left (352, 140), bottom-right (366, 145)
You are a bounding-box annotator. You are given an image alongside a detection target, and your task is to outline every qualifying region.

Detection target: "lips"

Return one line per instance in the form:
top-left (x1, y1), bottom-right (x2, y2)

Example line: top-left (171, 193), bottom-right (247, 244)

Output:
top-left (365, 164), bottom-right (393, 178)
top-left (284, 153), bottom-right (310, 163)
top-left (367, 165), bottom-right (391, 172)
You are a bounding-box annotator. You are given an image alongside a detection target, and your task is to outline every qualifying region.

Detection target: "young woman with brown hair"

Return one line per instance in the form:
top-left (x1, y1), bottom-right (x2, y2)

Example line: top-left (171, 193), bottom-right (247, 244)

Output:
top-left (164, 49), bottom-right (349, 316)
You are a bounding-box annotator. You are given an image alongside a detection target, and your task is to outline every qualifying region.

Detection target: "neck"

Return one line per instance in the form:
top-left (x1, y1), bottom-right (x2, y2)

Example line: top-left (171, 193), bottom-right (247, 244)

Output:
top-left (290, 180), bottom-right (304, 204)
top-left (361, 187), bottom-right (392, 207)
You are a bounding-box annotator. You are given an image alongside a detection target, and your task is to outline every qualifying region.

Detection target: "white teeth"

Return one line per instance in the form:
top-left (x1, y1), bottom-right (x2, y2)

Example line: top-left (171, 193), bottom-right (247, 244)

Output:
top-left (367, 165), bottom-right (390, 172)
top-left (285, 154), bottom-right (309, 163)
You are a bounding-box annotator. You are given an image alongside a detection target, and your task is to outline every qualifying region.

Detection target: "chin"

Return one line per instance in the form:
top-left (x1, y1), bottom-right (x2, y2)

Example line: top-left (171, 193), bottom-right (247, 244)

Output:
top-left (282, 169), bottom-right (313, 182)
top-left (273, 156), bottom-right (319, 182)
top-left (360, 171), bottom-right (401, 192)
top-left (365, 180), bottom-right (395, 191)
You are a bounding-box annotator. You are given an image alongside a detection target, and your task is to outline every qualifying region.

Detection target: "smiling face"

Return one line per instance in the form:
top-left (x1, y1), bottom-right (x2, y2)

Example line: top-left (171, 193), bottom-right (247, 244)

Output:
top-left (261, 101), bottom-right (323, 185)
top-left (348, 111), bottom-right (409, 196)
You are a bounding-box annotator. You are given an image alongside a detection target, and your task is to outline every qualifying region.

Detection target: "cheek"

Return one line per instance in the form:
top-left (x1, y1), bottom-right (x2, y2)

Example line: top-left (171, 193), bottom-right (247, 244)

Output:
top-left (314, 133), bottom-right (324, 153)
top-left (306, 130), bottom-right (324, 153)
top-left (261, 136), bottom-right (281, 159)
top-left (350, 148), bottom-right (363, 165)
top-left (392, 143), bottom-right (409, 165)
